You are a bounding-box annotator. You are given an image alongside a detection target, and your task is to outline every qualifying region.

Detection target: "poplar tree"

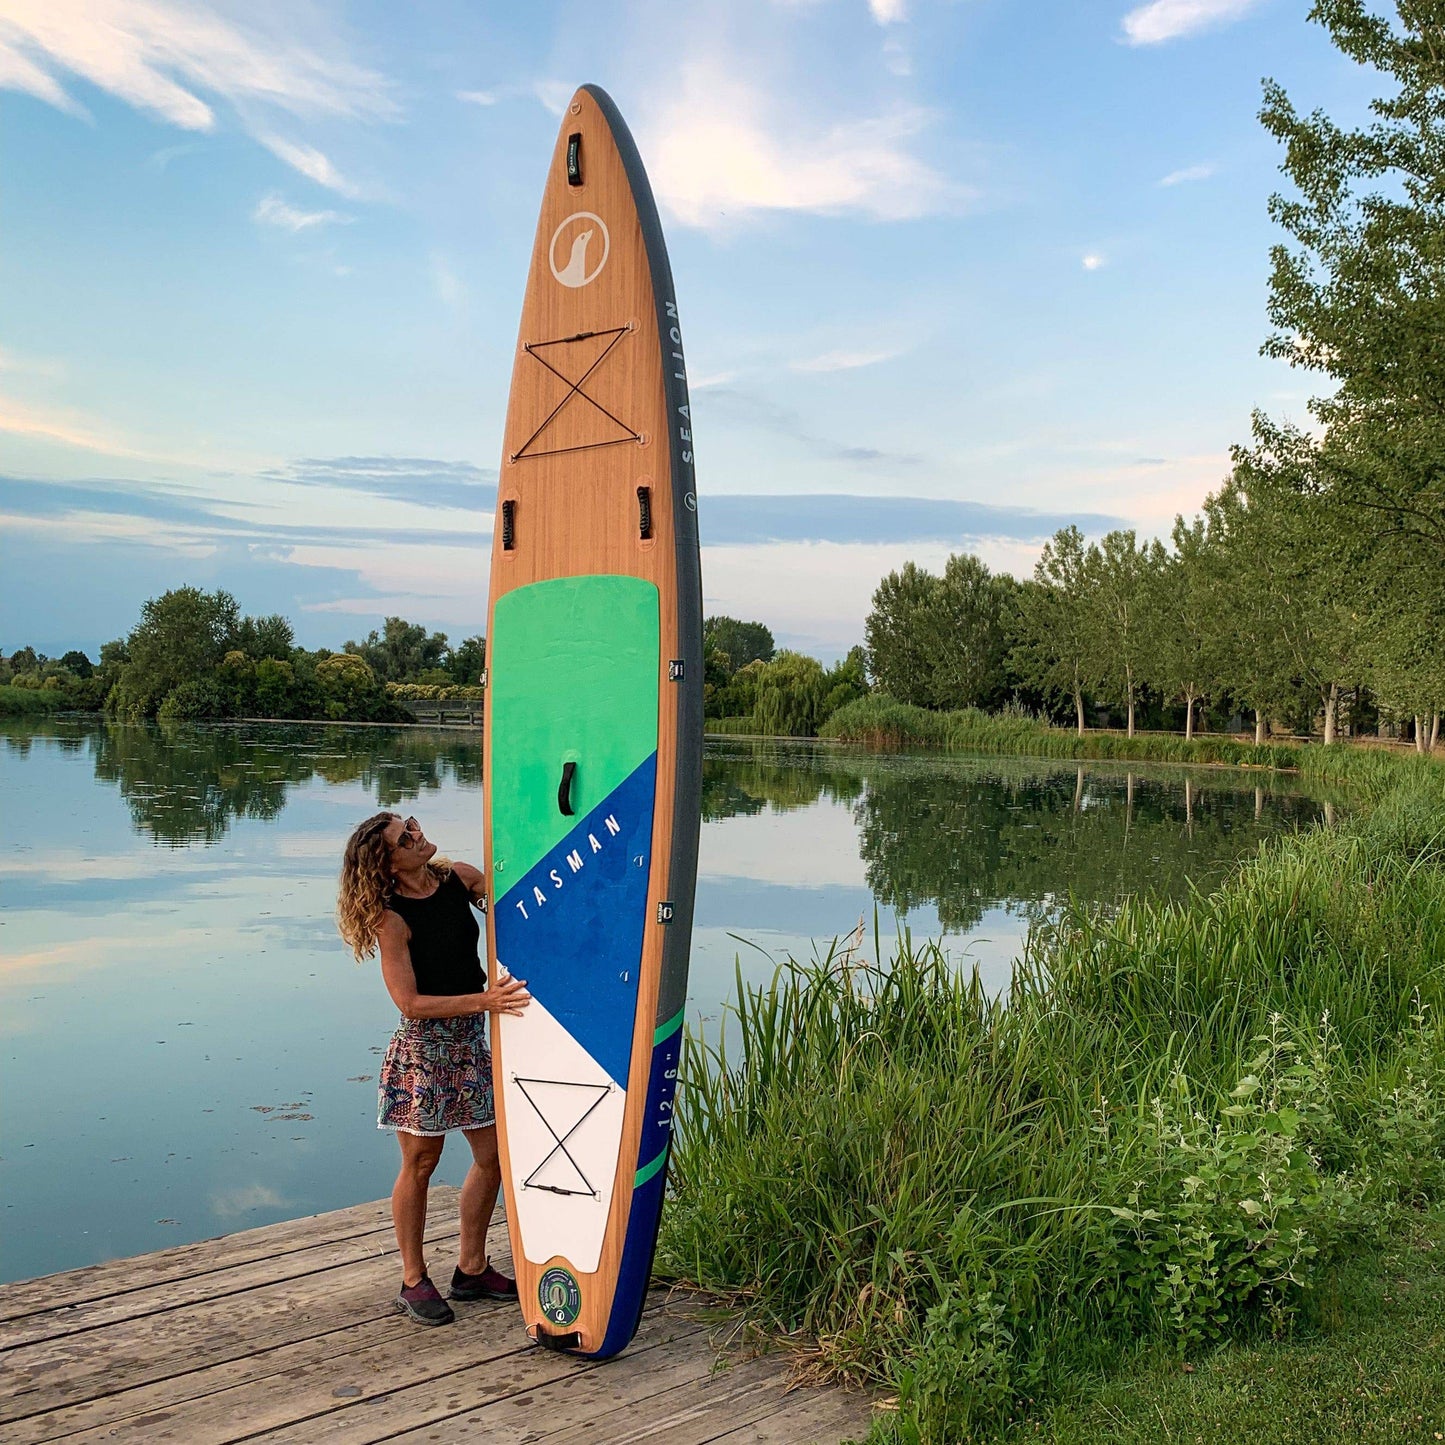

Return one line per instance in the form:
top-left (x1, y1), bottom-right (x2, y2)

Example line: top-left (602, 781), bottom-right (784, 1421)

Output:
top-left (1149, 519), bottom-right (1225, 741)
top-left (1086, 530), bottom-right (1152, 737)
top-left (1012, 527), bottom-right (1094, 735)
top-left (1251, 0), bottom-right (1445, 588)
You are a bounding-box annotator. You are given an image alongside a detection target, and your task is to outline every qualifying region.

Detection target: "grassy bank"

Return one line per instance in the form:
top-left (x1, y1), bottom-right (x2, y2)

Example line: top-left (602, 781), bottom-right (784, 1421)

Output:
top-left (821, 694), bottom-right (1442, 775)
top-left (658, 750), bottom-right (1445, 1442)
top-left (0, 685), bottom-right (68, 717)
top-left (1027, 1205), bottom-right (1445, 1443)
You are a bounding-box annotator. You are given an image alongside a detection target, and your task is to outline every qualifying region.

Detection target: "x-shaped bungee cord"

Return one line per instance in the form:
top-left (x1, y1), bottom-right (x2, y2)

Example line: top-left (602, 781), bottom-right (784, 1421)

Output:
top-left (511, 326), bottom-right (642, 462)
top-left (512, 1074), bottom-right (613, 1198)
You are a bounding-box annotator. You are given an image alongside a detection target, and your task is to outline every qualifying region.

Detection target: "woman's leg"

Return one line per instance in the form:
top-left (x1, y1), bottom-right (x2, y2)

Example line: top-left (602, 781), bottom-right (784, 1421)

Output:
top-left (392, 1132), bottom-right (445, 1286)
top-left (457, 1125), bottom-right (503, 1275)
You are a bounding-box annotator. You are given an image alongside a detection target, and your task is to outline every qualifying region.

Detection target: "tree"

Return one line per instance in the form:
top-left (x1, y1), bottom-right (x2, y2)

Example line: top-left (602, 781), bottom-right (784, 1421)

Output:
top-left (345, 617), bottom-right (449, 683)
top-left (703, 617), bottom-right (775, 673)
top-left (1205, 482), bottom-right (1299, 742)
top-left (447, 635), bottom-right (487, 686)
top-left (1252, 1), bottom-right (1445, 585)
top-left (922, 554), bottom-right (1010, 711)
top-left (111, 587), bottom-right (241, 718)
top-left (1148, 519), bottom-right (1226, 741)
top-left (820, 645), bottom-right (869, 722)
top-left (58, 650), bottom-right (94, 678)
top-left (865, 562), bottom-right (941, 707)
top-left (1086, 531), bottom-right (1152, 736)
top-left (234, 614), bottom-right (294, 660)
top-left (315, 653), bottom-right (402, 722)
top-left (754, 651), bottom-right (829, 737)
top-left (1011, 527), bottom-right (1095, 735)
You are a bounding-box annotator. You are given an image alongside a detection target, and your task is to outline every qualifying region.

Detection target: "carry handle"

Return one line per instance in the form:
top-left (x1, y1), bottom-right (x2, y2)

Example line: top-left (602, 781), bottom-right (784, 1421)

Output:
top-left (558, 760), bottom-right (577, 816)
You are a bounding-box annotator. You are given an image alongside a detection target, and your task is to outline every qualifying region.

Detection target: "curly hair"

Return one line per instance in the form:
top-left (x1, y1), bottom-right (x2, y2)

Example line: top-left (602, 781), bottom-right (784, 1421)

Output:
top-left (336, 811), bottom-right (451, 961)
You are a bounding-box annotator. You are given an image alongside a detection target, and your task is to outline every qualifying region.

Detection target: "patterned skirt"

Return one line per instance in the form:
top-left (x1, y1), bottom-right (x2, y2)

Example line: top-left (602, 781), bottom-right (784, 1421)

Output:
top-left (377, 1014), bottom-right (495, 1136)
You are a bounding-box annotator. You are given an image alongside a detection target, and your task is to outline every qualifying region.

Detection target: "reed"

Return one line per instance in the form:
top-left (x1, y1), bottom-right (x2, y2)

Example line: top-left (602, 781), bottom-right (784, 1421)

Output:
top-left (820, 693), bottom-right (1425, 773)
top-left (0, 685), bottom-right (67, 717)
top-left (658, 755), bottom-right (1445, 1442)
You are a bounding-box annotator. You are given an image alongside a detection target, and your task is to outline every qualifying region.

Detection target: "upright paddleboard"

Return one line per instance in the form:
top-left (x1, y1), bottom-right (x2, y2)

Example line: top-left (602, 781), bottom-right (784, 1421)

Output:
top-left (483, 84), bottom-right (702, 1359)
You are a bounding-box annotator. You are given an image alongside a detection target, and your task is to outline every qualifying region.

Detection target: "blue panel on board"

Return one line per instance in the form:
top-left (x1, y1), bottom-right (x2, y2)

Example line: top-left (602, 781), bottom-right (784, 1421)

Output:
top-left (494, 753), bottom-right (657, 1090)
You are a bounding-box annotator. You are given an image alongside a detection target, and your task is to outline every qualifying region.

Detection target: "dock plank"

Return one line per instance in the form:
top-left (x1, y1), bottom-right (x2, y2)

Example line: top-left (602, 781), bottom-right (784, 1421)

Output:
top-left (0, 1194), bottom-right (417, 1324)
top-left (241, 1302), bottom-right (709, 1444)
top-left (3, 1220), bottom-right (483, 1425)
top-left (0, 1195), bottom-right (870, 1445)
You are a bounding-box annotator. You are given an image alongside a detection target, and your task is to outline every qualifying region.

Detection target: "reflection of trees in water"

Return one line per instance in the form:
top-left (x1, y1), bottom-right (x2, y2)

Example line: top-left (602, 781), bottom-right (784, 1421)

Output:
top-left (699, 740), bottom-right (1339, 933)
top-left (701, 740), bottom-right (864, 820)
top-left (16, 720), bottom-right (484, 846)
top-left (850, 761), bottom-right (1333, 932)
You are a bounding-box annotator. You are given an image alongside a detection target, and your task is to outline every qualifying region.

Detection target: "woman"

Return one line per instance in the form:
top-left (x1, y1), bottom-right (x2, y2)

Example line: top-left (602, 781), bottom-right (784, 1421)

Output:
top-left (338, 811), bottom-right (531, 1326)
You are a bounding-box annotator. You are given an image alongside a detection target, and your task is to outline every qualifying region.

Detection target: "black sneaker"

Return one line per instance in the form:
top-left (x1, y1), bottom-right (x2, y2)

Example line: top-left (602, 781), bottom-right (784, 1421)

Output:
top-left (396, 1274), bottom-right (455, 1326)
top-left (449, 1262), bottom-right (518, 1301)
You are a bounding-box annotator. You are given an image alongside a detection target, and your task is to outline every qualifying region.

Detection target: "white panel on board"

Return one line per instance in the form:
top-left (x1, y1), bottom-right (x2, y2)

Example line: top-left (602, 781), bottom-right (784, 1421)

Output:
top-left (495, 964), bottom-right (627, 1273)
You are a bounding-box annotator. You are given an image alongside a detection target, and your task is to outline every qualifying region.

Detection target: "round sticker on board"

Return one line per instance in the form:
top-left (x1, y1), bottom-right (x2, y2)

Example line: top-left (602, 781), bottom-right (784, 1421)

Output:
top-left (538, 1266), bottom-right (582, 1327)
top-left (549, 212), bottom-right (610, 288)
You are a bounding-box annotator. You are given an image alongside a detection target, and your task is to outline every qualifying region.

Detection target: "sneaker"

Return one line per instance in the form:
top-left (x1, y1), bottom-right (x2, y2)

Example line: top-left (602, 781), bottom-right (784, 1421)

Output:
top-left (449, 1261), bottom-right (518, 1301)
top-left (395, 1274), bottom-right (455, 1326)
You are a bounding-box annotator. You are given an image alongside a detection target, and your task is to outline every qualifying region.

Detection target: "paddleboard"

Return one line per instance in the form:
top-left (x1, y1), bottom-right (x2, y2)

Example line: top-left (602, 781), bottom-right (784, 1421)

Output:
top-left (482, 84), bottom-right (702, 1359)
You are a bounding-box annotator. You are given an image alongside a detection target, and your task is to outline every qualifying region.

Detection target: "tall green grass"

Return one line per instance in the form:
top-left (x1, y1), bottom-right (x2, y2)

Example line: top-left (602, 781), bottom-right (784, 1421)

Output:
top-left (658, 756), bottom-right (1445, 1442)
top-left (820, 693), bottom-right (1377, 771)
top-left (0, 685), bottom-right (66, 717)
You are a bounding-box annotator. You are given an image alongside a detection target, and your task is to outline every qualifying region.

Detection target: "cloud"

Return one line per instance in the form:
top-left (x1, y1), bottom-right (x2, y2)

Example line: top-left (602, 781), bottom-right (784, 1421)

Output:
top-left (0, 32), bottom-right (85, 114)
top-left (703, 385), bottom-right (925, 467)
top-left (145, 140), bottom-right (203, 171)
top-left (456, 88), bottom-right (499, 106)
top-left (638, 61), bottom-right (964, 230)
top-left (430, 253), bottom-right (465, 306)
top-left (264, 456), bottom-right (496, 511)
top-left (0, 0), bottom-right (397, 125)
top-left (1159, 161), bottom-right (1218, 186)
top-left (701, 493), bottom-right (1120, 545)
top-left (533, 78), bottom-right (574, 116)
top-left (791, 347), bottom-right (904, 373)
top-left (1082, 253), bottom-right (1106, 270)
top-left (1120, 0), bottom-right (1262, 46)
top-left (869, 0), bottom-right (907, 23)
top-left (253, 192), bottom-right (352, 231)
top-left (882, 36), bottom-right (912, 76)
top-left (256, 134), bottom-right (358, 196)
top-left (0, 393), bottom-right (184, 464)
top-left (0, 0), bottom-right (393, 194)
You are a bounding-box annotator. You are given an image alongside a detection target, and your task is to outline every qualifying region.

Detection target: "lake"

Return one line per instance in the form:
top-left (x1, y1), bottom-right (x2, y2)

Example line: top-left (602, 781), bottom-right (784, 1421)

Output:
top-left (0, 719), bottom-right (1338, 1283)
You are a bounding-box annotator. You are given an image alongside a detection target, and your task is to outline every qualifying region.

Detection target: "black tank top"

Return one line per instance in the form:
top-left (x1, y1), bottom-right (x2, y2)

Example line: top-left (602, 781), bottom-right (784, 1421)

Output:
top-left (386, 872), bottom-right (485, 996)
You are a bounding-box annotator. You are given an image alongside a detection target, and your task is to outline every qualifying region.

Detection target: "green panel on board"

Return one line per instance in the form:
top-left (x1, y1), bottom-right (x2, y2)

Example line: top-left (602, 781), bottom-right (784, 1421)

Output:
top-left (490, 576), bottom-right (660, 886)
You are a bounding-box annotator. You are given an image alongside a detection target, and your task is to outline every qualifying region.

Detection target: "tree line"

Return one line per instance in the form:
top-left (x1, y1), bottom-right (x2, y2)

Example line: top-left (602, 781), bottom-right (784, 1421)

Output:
top-left (1, 588), bottom-right (488, 723)
top-left (867, 4), bottom-right (1445, 754)
top-left (865, 486), bottom-right (1442, 751)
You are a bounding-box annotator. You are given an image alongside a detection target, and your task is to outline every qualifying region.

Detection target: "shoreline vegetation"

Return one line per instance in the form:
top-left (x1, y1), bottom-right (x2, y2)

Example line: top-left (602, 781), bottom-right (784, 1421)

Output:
top-left (659, 742), bottom-right (1445, 1443)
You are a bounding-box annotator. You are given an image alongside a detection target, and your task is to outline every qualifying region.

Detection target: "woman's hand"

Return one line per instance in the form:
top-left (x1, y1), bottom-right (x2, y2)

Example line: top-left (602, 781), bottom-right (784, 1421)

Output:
top-left (478, 975), bottom-right (531, 1017)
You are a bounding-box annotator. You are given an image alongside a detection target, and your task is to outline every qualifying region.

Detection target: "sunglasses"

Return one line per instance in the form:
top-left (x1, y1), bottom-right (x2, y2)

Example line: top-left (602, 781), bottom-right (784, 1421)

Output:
top-left (394, 817), bottom-right (424, 850)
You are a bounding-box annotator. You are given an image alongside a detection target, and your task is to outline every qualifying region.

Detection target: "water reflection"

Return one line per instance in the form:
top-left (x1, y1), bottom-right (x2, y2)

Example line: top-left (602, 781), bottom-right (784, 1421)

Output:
top-left (3, 719), bottom-right (483, 845)
top-left (0, 722), bottom-right (1341, 1284)
top-left (701, 740), bottom-right (1337, 933)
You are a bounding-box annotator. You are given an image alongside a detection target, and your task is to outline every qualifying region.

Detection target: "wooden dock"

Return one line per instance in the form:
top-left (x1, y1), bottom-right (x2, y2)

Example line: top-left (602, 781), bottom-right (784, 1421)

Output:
top-left (1, 1188), bottom-right (872, 1444)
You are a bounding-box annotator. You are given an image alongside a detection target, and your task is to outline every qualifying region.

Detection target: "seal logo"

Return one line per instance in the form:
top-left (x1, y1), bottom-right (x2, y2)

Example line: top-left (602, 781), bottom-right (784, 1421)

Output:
top-left (549, 212), bottom-right (610, 288)
top-left (537, 1266), bottom-right (583, 1327)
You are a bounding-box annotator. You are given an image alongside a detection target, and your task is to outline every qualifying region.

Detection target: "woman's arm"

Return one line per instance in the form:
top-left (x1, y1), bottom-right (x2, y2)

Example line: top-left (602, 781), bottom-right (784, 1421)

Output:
top-left (377, 911), bottom-right (528, 1020)
top-left (451, 860), bottom-right (487, 910)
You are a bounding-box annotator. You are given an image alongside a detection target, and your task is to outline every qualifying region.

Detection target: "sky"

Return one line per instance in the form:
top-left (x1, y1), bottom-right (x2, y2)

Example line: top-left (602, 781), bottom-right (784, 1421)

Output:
top-left (0, 0), bottom-right (1374, 660)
